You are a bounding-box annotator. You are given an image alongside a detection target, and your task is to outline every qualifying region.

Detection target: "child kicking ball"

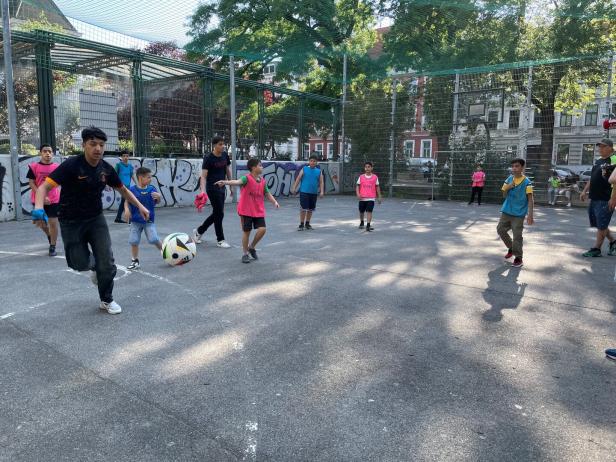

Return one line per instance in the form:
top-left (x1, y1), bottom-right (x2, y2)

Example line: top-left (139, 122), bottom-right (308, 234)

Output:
top-left (124, 167), bottom-right (162, 270)
top-left (216, 158), bottom-right (279, 263)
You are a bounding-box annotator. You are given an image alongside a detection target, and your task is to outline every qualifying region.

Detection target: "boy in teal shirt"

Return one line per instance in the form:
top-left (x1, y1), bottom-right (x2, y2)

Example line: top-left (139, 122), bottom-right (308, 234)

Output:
top-left (497, 158), bottom-right (534, 268)
top-left (291, 154), bottom-right (324, 230)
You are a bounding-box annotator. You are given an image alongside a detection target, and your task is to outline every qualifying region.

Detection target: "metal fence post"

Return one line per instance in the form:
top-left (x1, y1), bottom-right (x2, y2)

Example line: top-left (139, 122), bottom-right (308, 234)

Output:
top-left (131, 60), bottom-right (146, 156)
top-left (297, 97), bottom-right (305, 160)
top-left (257, 88), bottom-right (265, 158)
top-left (202, 72), bottom-right (214, 153)
top-left (35, 41), bottom-right (56, 149)
top-left (1, 0), bottom-right (23, 219)
top-left (519, 66), bottom-right (533, 160)
top-left (340, 53), bottom-right (347, 192)
top-left (388, 79), bottom-right (397, 198)
top-left (607, 52), bottom-right (614, 137)
top-left (229, 55), bottom-right (238, 201)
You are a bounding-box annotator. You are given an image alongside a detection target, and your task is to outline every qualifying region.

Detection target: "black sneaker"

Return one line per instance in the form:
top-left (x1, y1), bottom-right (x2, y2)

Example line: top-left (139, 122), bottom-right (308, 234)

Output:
top-left (127, 259), bottom-right (140, 270)
top-left (366, 224), bottom-right (374, 232)
top-left (242, 254), bottom-right (251, 264)
top-left (606, 348), bottom-right (616, 361)
top-left (248, 247), bottom-right (258, 260)
top-left (298, 224), bottom-right (305, 231)
top-left (114, 219), bottom-right (126, 224)
top-left (359, 222), bottom-right (364, 229)
top-left (305, 223), bottom-right (313, 230)
top-left (582, 248), bottom-right (602, 257)
top-left (48, 245), bottom-right (57, 257)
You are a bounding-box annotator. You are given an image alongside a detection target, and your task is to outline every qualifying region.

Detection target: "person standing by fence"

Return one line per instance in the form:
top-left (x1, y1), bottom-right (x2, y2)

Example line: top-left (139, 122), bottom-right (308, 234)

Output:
top-left (468, 165), bottom-right (486, 205)
top-left (114, 150), bottom-right (135, 223)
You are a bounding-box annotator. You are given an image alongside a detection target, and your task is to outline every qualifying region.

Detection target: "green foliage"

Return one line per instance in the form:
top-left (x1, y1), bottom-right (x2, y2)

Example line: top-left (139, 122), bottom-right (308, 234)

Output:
top-left (118, 139), bottom-right (135, 152)
top-left (186, 0), bottom-right (384, 97)
top-left (16, 13), bottom-right (67, 33)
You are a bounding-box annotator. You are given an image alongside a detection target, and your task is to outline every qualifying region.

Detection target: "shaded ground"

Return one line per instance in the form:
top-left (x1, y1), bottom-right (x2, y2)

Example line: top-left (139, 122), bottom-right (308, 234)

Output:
top-left (1, 197), bottom-right (615, 461)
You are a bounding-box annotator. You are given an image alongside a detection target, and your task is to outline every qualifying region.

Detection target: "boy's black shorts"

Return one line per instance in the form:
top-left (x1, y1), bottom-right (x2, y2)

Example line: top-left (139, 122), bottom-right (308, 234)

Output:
top-left (241, 215), bottom-right (266, 232)
top-left (32, 203), bottom-right (59, 218)
top-left (358, 201), bottom-right (375, 213)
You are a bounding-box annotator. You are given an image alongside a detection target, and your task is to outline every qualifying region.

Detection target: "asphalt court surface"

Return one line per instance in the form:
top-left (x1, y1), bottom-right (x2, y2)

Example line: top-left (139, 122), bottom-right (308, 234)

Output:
top-left (1, 196), bottom-right (615, 461)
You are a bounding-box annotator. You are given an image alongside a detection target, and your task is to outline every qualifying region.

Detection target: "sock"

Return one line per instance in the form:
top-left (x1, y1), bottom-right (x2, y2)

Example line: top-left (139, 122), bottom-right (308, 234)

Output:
top-left (305, 221), bottom-right (310, 225)
top-left (367, 222), bottom-right (371, 227)
top-left (360, 220), bottom-right (364, 225)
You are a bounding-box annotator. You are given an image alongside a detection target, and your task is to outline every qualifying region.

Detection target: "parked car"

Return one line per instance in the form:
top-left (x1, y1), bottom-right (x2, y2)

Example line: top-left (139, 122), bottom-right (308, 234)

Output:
top-left (579, 169), bottom-right (592, 182)
top-left (553, 167), bottom-right (579, 185)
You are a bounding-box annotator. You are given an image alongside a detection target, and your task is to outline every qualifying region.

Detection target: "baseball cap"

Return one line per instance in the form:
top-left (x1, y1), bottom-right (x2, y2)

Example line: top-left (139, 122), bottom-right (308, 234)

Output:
top-left (596, 138), bottom-right (614, 147)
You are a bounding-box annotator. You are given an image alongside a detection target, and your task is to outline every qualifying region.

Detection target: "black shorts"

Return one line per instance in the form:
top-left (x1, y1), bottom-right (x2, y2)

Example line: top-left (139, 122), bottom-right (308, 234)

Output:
top-left (358, 201), bottom-right (375, 213)
top-left (299, 192), bottom-right (318, 211)
top-left (241, 215), bottom-right (266, 232)
top-left (32, 203), bottom-right (59, 218)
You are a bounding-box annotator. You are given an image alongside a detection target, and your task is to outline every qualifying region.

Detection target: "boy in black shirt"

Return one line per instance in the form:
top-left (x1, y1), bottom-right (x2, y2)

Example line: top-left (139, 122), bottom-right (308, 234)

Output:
top-left (32, 127), bottom-right (149, 314)
top-left (193, 136), bottom-right (233, 248)
top-left (580, 138), bottom-right (616, 257)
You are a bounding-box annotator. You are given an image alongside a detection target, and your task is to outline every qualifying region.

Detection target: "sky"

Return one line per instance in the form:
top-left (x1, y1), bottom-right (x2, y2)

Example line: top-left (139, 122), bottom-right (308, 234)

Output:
top-left (54, 0), bottom-right (200, 46)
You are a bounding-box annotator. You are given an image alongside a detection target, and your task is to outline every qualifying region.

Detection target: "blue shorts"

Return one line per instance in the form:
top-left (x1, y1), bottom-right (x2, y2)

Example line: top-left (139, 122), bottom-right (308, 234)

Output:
top-left (588, 200), bottom-right (614, 230)
top-left (128, 222), bottom-right (161, 246)
top-left (299, 192), bottom-right (318, 211)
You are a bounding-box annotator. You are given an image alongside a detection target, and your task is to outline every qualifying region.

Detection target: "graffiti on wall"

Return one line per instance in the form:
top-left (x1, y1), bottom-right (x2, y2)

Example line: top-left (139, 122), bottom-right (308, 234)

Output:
top-left (236, 161), bottom-right (340, 197)
top-left (0, 155), bottom-right (340, 221)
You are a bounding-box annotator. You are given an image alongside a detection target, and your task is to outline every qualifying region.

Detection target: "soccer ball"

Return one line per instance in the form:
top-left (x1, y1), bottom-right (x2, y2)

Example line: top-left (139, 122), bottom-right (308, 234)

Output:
top-left (161, 233), bottom-right (197, 266)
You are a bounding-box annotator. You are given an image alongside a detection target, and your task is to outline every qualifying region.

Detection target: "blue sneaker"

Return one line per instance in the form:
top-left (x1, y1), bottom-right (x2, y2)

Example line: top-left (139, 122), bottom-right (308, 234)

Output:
top-left (606, 349), bottom-right (616, 361)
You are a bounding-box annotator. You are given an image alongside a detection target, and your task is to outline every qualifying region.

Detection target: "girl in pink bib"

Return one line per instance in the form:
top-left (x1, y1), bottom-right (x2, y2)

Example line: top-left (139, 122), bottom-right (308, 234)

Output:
top-left (27, 144), bottom-right (60, 256)
top-left (216, 158), bottom-right (279, 263)
top-left (469, 165), bottom-right (486, 206)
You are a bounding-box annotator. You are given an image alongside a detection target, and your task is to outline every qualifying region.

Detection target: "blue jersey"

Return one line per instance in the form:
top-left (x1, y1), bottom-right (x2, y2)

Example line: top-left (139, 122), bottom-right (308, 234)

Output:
top-left (129, 185), bottom-right (157, 223)
top-left (115, 162), bottom-right (134, 187)
top-left (299, 165), bottom-right (321, 194)
top-left (500, 175), bottom-right (533, 217)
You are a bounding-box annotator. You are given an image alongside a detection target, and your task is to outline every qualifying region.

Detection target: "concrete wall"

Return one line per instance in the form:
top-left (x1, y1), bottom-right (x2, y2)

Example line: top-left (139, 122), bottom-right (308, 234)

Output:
top-left (0, 155), bottom-right (340, 221)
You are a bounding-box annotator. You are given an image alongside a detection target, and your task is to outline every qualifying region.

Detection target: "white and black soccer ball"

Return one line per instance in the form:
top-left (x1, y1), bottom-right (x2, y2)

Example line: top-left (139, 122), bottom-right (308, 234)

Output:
top-left (161, 233), bottom-right (197, 266)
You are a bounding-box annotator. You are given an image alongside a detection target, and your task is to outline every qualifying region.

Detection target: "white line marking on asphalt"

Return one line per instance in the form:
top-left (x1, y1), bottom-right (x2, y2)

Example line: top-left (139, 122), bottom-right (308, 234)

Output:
top-left (242, 421), bottom-right (258, 461)
top-left (0, 312), bottom-right (15, 319)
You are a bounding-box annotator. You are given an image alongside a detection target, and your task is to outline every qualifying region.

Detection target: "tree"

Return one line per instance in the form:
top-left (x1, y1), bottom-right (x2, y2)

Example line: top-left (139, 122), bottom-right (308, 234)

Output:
top-left (384, 0), bottom-right (616, 171)
top-left (0, 13), bottom-right (76, 150)
top-left (143, 41), bottom-right (186, 61)
top-left (185, 0), bottom-right (384, 97)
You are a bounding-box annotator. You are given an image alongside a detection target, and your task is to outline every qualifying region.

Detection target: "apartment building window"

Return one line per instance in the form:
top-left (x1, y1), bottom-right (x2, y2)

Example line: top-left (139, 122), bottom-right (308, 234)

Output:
top-left (303, 143), bottom-right (310, 159)
top-left (421, 139), bottom-right (432, 158)
top-left (404, 140), bottom-right (415, 157)
top-left (560, 113), bottom-right (573, 127)
top-left (612, 102), bottom-right (616, 116)
top-left (263, 63), bottom-right (276, 75)
top-left (315, 143), bottom-right (323, 159)
top-left (582, 144), bottom-right (595, 164)
top-left (585, 104), bottom-right (598, 126)
top-left (508, 110), bottom-right (520, 129)
top-left (327, 143), bottom-right (334, 158)
top-left (556, 144), bottom-right (570, 164)
top-left (487, 110), bottom-right (498, 129)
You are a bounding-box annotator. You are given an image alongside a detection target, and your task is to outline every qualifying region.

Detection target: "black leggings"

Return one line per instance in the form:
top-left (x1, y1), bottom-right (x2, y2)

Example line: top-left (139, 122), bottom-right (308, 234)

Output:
top-left (197, 189), bottom-right (226, 241)
top-left (469, 186), bottom-right (483, 205)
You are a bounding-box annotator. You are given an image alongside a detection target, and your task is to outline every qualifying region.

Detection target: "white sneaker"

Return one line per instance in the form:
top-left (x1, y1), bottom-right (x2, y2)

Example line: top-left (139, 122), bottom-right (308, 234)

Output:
top-left (99, 300), bottom-right (122, 315)
top-left (217, 240), bottom-right (231, 248)
top-left (192, 228), bottom-right (203, 244)
top-left (90, 270), bottom-right (98, 286)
